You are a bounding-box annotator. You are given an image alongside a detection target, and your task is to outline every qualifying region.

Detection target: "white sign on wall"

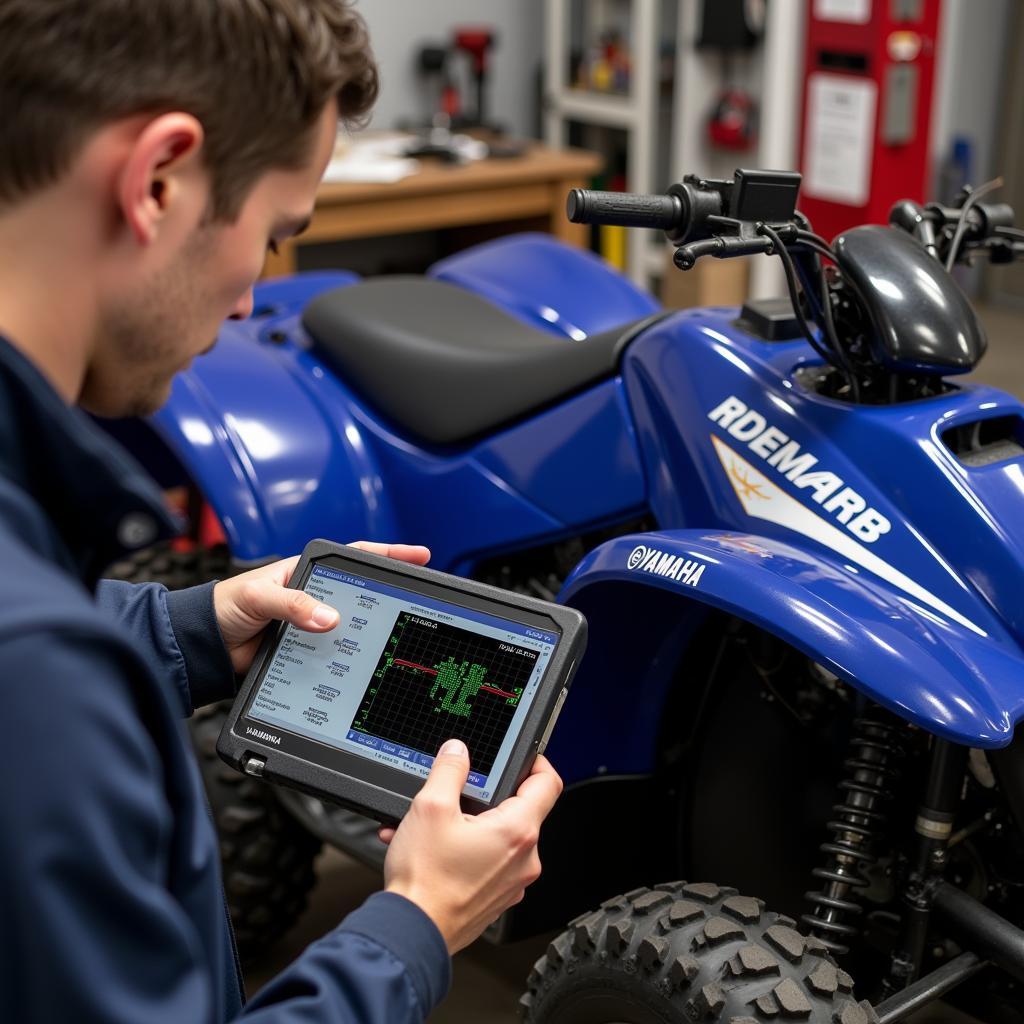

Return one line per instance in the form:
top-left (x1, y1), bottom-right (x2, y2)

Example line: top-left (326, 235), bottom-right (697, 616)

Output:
top-left (814, 0), bottom-right (871, 23)
top-left (803, 73), bottom-right (878, 206)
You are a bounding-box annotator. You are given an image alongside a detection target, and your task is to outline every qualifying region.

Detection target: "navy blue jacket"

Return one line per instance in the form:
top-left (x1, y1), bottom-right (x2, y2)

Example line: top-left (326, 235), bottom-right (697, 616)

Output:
top-left (0, 336), bottom-right (450, 1022)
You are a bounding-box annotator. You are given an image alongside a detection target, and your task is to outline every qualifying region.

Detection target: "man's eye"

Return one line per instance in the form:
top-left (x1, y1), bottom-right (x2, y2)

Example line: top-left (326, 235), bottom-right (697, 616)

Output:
top-left (268, 240), bottom-right (280, 255)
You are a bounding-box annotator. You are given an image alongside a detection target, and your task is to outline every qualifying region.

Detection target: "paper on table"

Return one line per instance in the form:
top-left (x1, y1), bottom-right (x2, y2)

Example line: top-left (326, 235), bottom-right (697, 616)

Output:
top-left (322, 133), bottom-right (421, 184)
top-left (322, 156), bottom-right (419, 184)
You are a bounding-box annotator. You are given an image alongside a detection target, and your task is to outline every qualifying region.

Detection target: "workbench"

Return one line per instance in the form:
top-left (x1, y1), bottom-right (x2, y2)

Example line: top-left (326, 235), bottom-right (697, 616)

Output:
top-left (262, 142), bottom-right (604, 277)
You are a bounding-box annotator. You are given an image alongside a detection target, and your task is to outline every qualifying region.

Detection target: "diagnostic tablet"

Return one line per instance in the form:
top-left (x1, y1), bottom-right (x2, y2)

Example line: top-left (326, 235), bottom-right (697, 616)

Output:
top-left (218, 540), bottom-right (586, 823)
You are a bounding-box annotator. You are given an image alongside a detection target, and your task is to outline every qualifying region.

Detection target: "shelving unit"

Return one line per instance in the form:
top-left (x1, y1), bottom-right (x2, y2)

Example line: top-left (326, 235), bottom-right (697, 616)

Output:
top-left (543, 0), bottom-right (663, 286)
top-left (544, 0), bottom-right (805, 301)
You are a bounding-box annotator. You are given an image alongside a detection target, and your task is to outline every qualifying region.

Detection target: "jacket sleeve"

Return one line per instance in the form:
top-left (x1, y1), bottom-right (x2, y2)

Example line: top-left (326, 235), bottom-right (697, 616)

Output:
top-left (95, 578), bottom-right (236, 713)
top-left (1, 630), bottom-right (217, 1022)
top-left (0, 630), bottom-right (451, 1024)
top-left (242, 893), bottom-right (451, 1023)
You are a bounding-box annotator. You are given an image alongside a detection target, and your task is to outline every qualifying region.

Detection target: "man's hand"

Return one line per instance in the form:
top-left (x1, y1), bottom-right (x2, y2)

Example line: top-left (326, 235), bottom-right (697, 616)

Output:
top-left (212, 541), bottom-right (431, 674)
top-left (382, 740), bottom-right (563, 954)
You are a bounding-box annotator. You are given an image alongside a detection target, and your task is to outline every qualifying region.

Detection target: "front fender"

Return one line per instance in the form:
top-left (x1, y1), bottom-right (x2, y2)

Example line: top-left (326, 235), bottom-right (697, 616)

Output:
top-left (554, 530), bottom-right (1024, 768)
top-left (151, 319), bottom-right (396, 562)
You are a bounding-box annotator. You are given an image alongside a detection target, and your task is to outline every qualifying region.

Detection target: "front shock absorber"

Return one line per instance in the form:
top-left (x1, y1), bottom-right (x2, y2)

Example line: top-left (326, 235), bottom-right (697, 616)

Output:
top-left (802, 715), bottom-right (905, 955)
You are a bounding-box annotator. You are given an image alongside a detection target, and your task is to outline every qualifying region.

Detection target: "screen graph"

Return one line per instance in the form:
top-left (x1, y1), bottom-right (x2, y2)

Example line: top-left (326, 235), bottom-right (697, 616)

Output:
top-left (351, 612), bottom-right (538, 773)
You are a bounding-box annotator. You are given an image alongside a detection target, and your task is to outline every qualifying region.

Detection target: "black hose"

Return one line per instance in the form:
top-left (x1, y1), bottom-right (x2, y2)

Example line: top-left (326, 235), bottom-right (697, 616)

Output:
top-left (945, 177), bottom-right (1003, 271)
top-left (758, 223), bottom-right (848, 378)
top-left (792, 231), bottom-right (861, 399)
top-left (817, 259), bottom-right (861, 402)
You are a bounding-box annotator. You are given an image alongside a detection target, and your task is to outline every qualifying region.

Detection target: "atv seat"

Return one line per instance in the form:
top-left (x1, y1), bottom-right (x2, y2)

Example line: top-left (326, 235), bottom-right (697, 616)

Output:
top-left (302, 277), bottom-right (661, 446)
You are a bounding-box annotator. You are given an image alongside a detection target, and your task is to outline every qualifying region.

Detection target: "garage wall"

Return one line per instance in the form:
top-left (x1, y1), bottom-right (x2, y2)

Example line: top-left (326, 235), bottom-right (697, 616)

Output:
top-left (930, 0), bottom-right (1014, 190)
top-left (354, 0), bottom-right (545, 138)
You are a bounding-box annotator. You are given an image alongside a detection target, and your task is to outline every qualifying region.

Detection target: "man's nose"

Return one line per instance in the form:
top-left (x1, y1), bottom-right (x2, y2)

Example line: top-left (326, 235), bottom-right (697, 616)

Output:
top-left (229, 287), bottom-right (255, 321)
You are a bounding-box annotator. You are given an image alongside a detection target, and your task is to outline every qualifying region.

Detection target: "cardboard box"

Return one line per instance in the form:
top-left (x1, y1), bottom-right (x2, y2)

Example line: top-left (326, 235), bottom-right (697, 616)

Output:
top-left (659, 249), bottom-right (751, 310)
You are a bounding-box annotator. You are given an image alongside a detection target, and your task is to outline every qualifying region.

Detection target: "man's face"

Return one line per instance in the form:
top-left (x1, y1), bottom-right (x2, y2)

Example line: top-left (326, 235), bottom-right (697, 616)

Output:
top-left (82, 104), bottom-right (338, 417)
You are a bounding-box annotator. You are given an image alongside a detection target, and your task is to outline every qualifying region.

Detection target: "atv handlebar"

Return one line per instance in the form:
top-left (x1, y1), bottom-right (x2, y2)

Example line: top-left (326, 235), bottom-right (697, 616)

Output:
top-left (566, 189), bottom-right (684, 232)
top-left (566, 170), bottom-right (798, 252)
top-left (567, 170), bottom-right (1021, 275)
top-left (565, 169), bottom-right (1021, 395)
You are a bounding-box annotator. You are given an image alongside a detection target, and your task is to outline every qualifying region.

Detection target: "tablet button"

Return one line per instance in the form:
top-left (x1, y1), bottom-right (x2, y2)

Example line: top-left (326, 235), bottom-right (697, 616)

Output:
top-left (537, 685), bottom-right (570, 755)
top-left (243, 754), bottom-right (267, 778)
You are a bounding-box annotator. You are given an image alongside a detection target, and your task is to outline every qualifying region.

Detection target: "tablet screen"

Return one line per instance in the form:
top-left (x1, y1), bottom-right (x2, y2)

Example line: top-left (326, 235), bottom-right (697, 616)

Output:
top-left (246, 563), bottom-right (561, 800)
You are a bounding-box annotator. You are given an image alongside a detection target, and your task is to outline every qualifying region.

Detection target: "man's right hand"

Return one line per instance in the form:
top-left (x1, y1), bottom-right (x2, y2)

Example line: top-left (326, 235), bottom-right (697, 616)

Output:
top-left (381, 739), bottom-right (562, 954)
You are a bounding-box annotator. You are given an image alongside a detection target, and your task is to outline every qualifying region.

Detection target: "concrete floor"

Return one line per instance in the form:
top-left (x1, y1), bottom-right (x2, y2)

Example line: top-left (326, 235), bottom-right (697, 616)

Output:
top-left (245, 302), bottom-right (1024, 1021)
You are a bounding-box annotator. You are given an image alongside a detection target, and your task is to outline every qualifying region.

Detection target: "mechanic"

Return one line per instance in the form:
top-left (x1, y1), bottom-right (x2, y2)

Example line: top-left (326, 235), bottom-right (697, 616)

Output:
top-left (0, 1), bottom-right (562, 1021)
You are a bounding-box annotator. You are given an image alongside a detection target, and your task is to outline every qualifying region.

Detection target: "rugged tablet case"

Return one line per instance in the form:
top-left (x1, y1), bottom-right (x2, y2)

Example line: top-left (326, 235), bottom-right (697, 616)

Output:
top-left (217, 539), bottom-right (587, 823)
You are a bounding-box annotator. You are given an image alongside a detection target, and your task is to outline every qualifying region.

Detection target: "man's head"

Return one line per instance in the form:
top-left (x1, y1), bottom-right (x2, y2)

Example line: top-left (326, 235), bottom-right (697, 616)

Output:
top-left (0, 0), bottom-right (377, 415)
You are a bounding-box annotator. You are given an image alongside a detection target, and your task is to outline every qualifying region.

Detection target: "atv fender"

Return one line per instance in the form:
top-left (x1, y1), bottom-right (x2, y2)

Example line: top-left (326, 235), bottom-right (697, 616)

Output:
top-left (428, 233), bottom-right (659, 340)
top-left (550, 529), bottom-right (1024, 780)
top-left (150, 318), bottom-right (396, 562)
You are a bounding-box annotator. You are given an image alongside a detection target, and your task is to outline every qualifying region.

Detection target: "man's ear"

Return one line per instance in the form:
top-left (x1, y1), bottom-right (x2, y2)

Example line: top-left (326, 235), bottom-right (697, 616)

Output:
top-left (117, 112), bottom-right (205, 247)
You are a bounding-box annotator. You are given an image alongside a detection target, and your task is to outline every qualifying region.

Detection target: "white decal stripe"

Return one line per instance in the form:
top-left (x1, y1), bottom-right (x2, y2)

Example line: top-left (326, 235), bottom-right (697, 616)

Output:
top-left (710, 435), bottom-right (986, 636)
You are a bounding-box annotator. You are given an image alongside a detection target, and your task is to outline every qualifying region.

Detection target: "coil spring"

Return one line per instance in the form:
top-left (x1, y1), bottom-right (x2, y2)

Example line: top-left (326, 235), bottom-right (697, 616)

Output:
top-left (801, 716), bottom-right (904, 955)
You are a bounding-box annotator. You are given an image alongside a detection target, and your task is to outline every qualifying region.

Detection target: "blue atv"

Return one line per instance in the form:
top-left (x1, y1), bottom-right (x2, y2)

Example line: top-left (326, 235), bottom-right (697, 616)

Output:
top-left (109, 169), bottom-right (1024, 1022)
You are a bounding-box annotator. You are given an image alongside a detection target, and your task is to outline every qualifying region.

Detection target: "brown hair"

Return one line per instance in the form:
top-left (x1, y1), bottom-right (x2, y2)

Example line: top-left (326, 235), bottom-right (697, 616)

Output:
top-left (0, 0), bottom-right (378, 219)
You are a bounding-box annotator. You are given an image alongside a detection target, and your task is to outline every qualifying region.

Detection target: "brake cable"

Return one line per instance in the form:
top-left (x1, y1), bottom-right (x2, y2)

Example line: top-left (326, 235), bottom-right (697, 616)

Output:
top-left (944, 176), bottom-right (1003, 271)
top-left (759, 223), bottom-right (859, 398)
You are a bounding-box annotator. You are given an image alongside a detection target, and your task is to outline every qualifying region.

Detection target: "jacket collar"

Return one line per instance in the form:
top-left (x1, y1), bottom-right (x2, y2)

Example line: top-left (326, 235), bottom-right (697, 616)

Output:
top-left (0, 336), bottom-right (176, 585)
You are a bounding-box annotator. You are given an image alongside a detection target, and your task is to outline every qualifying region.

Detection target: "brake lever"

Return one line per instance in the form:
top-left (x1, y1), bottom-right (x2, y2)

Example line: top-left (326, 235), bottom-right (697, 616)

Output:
top-left (1010, 240), bottom-right (1024, 263)
top-left (959, 237), bottom-right (1024, 265)
top-left (673, 234), bottom-right (774, 270)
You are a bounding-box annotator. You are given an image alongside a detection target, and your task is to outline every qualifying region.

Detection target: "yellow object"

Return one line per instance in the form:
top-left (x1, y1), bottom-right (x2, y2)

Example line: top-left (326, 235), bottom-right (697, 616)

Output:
top-left (600, 224), bottom-right (627, 270)
top-left (592, 59), bottom-right (613, 92)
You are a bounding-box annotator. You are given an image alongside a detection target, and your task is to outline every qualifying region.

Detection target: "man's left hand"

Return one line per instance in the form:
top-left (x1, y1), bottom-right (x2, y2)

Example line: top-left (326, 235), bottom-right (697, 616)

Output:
top-left (212, 541), bottom-right (431, 674)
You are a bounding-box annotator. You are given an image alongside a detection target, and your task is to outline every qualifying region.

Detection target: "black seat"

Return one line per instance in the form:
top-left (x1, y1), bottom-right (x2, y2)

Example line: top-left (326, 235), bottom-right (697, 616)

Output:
top-left (302, 277), bottom-right (661, 445)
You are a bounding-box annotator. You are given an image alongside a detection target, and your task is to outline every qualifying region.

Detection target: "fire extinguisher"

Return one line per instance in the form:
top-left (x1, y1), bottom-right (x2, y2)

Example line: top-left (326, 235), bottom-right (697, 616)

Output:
top-left (708, 81), bottom-right (757, 150)
top-left (699, 0), bottom-right (764, 151)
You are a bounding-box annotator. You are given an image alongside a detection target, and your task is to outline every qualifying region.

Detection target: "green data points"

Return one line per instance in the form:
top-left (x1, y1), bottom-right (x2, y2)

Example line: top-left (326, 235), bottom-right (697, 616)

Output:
top-left (430, 657), bottom-right (488, 717)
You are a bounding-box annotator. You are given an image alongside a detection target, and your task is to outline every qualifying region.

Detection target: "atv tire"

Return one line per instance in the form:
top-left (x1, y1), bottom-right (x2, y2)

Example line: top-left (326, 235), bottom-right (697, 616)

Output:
top-left (106, 540), bottom-right (238, 590)
top-left (192, 704), bottom-right (321, 957)
top-left (521, 881), bottom-right (878, 1024)
top-left (109, 544), bottom-right (322, 957)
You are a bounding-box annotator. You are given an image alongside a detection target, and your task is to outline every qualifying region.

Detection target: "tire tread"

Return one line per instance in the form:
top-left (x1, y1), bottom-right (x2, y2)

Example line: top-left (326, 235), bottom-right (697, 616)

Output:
top-left (520, 882), bottom-right (875, 1024)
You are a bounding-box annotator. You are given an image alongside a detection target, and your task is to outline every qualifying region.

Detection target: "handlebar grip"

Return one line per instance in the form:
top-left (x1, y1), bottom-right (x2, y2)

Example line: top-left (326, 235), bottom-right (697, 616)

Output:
top-left (566, 189), bottom-right (683, 230)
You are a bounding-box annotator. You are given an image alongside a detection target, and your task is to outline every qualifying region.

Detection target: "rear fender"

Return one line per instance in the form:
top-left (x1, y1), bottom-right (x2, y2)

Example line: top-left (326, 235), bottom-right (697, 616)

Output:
top-left (150, 318), bottom-right (396, 562)
top-left (428, 233), bottom-right (659, 339)
top-left (250, 271), bottom-right (359, 318)
top-left (548, 529), bottom-right (1024, 782)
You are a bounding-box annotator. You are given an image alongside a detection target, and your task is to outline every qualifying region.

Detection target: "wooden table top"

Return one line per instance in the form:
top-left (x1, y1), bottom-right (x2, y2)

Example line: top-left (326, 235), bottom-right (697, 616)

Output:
top-left (314, 142), bottom-right (604, 205)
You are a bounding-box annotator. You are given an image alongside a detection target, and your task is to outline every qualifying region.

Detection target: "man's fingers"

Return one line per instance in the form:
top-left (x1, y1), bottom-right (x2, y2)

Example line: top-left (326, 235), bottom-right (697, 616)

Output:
top-left (240, 579), bottom-right (339, 632)
top-left (349, 541), bottom-right (431, 566)
top-left (505, 756), bottom-right (563, 820)
top-left (415, 739), bottom-right (470, 811)
top-left (271, 555), bottom-right (302, 587)
top-left (378, 827), bottom-right (396, 845)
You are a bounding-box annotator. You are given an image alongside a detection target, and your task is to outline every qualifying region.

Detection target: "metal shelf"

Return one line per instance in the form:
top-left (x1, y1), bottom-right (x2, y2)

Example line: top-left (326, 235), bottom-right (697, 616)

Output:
top-left (544, 0), bottom-right (661, 286)
top-left (545, 0), bottom-right (801, 300)
top-left (554, 89), bottom-right (639, 129)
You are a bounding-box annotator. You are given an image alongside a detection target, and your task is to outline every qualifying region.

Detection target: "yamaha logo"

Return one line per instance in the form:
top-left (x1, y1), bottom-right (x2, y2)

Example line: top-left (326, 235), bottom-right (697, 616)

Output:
top-left (627, 545), bottom-right (706, 587)
top-left (246, 726), bottom-right (282, 746)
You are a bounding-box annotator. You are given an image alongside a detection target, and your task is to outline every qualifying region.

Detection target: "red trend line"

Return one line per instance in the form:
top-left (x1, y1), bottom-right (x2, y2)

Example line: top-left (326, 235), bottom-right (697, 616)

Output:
top-left (394, 659), bottom-right (438, 675)
top-left (393, 660), bottom-right (518, 700)
top-left (481, 684), bottom-right (518, 700)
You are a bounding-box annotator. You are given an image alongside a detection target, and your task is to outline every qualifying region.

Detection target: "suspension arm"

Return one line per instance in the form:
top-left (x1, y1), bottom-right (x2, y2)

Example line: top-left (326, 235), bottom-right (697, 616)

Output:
top-left (931, 882), bottom-right (1024, 984)
top-left (873, 952), bottom-right (987, 1024)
